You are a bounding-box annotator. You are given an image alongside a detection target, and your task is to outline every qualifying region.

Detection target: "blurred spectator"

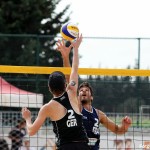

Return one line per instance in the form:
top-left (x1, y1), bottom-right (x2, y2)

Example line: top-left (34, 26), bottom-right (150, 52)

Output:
top-left (0, 138), bottom-right (9, 150)
top-left (8, 119), bottom-right (26, 150)
top-left (125, 139), bottom-right (132, 150)
top-left (114, 139), bottom-right (123, 150)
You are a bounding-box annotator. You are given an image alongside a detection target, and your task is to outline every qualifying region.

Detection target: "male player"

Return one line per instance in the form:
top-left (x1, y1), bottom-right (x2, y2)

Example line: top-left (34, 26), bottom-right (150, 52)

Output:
top-left (57, 40), bottom-right (132, 150)
top-left (21, 34), bottom-right (90, 150)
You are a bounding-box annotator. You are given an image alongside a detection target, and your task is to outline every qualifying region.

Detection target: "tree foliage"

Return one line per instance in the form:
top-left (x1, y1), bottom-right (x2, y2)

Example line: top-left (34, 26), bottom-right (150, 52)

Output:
top-left (0, 0), bottom-right (71, 66)
top-left (0, 0), bottom-right (72, 104)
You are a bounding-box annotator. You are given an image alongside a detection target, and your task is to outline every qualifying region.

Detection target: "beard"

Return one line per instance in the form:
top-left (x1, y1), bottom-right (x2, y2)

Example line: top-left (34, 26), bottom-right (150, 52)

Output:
top-left (81, 99), bottom-right (90, 104)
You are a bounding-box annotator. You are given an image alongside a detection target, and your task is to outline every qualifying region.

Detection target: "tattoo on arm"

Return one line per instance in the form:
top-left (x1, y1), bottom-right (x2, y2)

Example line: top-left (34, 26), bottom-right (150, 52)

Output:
top-left (70, 81), bottom-right (76, 86)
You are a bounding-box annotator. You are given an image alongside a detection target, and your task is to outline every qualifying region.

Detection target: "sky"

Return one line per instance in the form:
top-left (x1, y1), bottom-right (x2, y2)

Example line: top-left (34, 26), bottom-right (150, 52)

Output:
top-left (56, 0), bottom-right (150, 69)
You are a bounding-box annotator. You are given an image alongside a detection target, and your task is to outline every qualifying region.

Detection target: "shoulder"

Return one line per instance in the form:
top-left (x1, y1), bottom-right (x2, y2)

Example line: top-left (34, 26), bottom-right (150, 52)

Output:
top-left (41, 100), bottom-right (55, 109)
top-left (40, 103), bottom-right (49, 111)
top-left (95, 108), bottom-right (106, 115)
top-left (39, 101), bottom-right (53, 115)
top-left (95, 109), bottom-right (107, 121)
top-left (40, 100), bottom-right (61, 116)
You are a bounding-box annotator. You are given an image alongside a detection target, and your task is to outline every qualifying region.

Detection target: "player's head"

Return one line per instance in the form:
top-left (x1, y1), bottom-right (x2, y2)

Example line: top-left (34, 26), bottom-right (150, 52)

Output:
top-left (78, 82), bottom-right (93, 104)
top-left (48, 71), bottom-right (66, 95)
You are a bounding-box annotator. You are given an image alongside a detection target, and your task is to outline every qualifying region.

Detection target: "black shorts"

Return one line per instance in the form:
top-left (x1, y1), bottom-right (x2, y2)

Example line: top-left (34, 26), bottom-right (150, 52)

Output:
top-left (58, 142), bottom-right (90, 150)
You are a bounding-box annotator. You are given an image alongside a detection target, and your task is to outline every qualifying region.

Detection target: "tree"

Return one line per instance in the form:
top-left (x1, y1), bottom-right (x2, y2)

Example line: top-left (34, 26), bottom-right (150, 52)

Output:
top-left (0, 0), bottom-right (71, 66)
top-left (0, 0), bottom-right (71, 105)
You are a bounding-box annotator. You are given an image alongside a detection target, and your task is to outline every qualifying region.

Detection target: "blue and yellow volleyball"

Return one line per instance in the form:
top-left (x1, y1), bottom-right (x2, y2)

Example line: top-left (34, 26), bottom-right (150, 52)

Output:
top-left (60, 22), bottom-right (79, 41)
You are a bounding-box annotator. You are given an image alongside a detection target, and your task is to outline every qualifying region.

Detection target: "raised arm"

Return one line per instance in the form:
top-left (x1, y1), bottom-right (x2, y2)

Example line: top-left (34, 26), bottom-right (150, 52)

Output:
top-left (21, 105), bottom-right (48, 136)
top-left (99, 110), bottom-right (132, 134)
top-left (56, 40), bottom-right (72, 83)
top-left (67, 34), bottom-right (82, 93)
top-left (56, 37), bottom-right (83, 111)
top-left (56, 39), bottom-right (72, 67)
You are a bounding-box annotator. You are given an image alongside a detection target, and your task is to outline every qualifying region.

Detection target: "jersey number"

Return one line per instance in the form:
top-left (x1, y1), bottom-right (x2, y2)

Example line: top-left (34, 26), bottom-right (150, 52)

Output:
top-left (68, 110), bottom-right (75, 119)
top-left (92, 118), bottom-right (99, 135)
top-left (67, 110), bottom-right (77, 127)
top-left (94, 118), bottom-right (99, 127)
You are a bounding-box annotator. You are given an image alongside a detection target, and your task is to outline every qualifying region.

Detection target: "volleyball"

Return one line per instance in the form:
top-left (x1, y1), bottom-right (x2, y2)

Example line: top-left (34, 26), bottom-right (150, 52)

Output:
top-left (60, 22), bottom-right (79, 41)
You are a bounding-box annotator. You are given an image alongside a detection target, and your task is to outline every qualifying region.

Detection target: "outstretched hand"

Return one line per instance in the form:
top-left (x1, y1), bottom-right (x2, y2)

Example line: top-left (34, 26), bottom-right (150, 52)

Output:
top-left (56, 34), bottom-right (83, 57)
top-left (71, 34), bottom-right (83, 50)
top-left (121, 116), bottom-right (132, 129)
top-left (21, 107), bottom-right (31, 120)
top-left (56, 39), bottom-right (72, 58)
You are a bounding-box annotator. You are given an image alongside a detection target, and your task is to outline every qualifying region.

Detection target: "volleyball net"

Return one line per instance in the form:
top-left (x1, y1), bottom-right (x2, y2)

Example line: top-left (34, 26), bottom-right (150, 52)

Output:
top-left (0, 65), bottom-right (150, 150)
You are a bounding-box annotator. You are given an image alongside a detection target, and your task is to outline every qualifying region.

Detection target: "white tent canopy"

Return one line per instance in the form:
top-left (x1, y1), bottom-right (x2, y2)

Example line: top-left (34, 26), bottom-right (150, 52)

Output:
top-left (0, 76), bottom-right (43, 108)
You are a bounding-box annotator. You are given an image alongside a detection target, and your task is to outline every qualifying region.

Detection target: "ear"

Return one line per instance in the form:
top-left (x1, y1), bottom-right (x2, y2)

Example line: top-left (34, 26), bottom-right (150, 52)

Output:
top-left (65, 82), bottom-right (67, 88)
top-left (49, 87), bottom-right (52, 93)
top-left (91, 96), bottom-right (93, 101)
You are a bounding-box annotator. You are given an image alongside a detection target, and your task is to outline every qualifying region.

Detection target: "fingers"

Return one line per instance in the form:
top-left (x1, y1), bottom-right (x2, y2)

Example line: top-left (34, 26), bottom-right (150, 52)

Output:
top-left (70, 34), bottom-right (82, 49)
top-left (55, 34), bottom-right (82, 54)
top-left (21, 107), bottom-right (27, 112)
top-left (78, 33), bottom-right (82, 40)
top-left (56, 39), bottom-right (66, 51)
top-left (74, 33), bottom-right (82, 42)
top-left (62, 39), bottom-right (65, 46)
top-left (123, 116), bottom-right (132, 124)
top-left (21, 107), bottom-right (30, 114)
top-left (21, 107), bottom-right (31, 120)
top-left (56, 40), bottom-right (62, 51)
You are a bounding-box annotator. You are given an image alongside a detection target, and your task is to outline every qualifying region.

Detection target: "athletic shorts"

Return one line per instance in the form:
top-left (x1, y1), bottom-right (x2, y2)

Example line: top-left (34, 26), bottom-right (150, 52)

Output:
top-left (57, 142), bottom-right (90, 150)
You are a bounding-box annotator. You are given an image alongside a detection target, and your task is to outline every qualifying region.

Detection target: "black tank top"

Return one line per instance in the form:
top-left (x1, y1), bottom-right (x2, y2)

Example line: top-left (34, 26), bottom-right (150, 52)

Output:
top-left (51, 92), bottom-right (88, 147)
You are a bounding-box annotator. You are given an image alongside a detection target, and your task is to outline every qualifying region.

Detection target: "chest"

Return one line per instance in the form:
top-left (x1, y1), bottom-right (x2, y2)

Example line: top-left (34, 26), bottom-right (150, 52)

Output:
top-left (82, 109), bottom-right (99, 126)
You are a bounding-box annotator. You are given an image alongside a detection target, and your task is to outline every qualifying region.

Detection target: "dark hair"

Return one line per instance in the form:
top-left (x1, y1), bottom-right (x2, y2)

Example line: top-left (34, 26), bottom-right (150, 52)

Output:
top-left (48, 71), bottom-right (66, 94)
top-left (78, 82), bottom-right (93, 96)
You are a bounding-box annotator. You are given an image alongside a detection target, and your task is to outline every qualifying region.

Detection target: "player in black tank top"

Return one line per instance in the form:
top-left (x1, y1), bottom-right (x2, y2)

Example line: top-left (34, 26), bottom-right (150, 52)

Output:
top-left (52, 92), bottom-right (89, 149)
top-left (21, 35), bottom-right (90, 150)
